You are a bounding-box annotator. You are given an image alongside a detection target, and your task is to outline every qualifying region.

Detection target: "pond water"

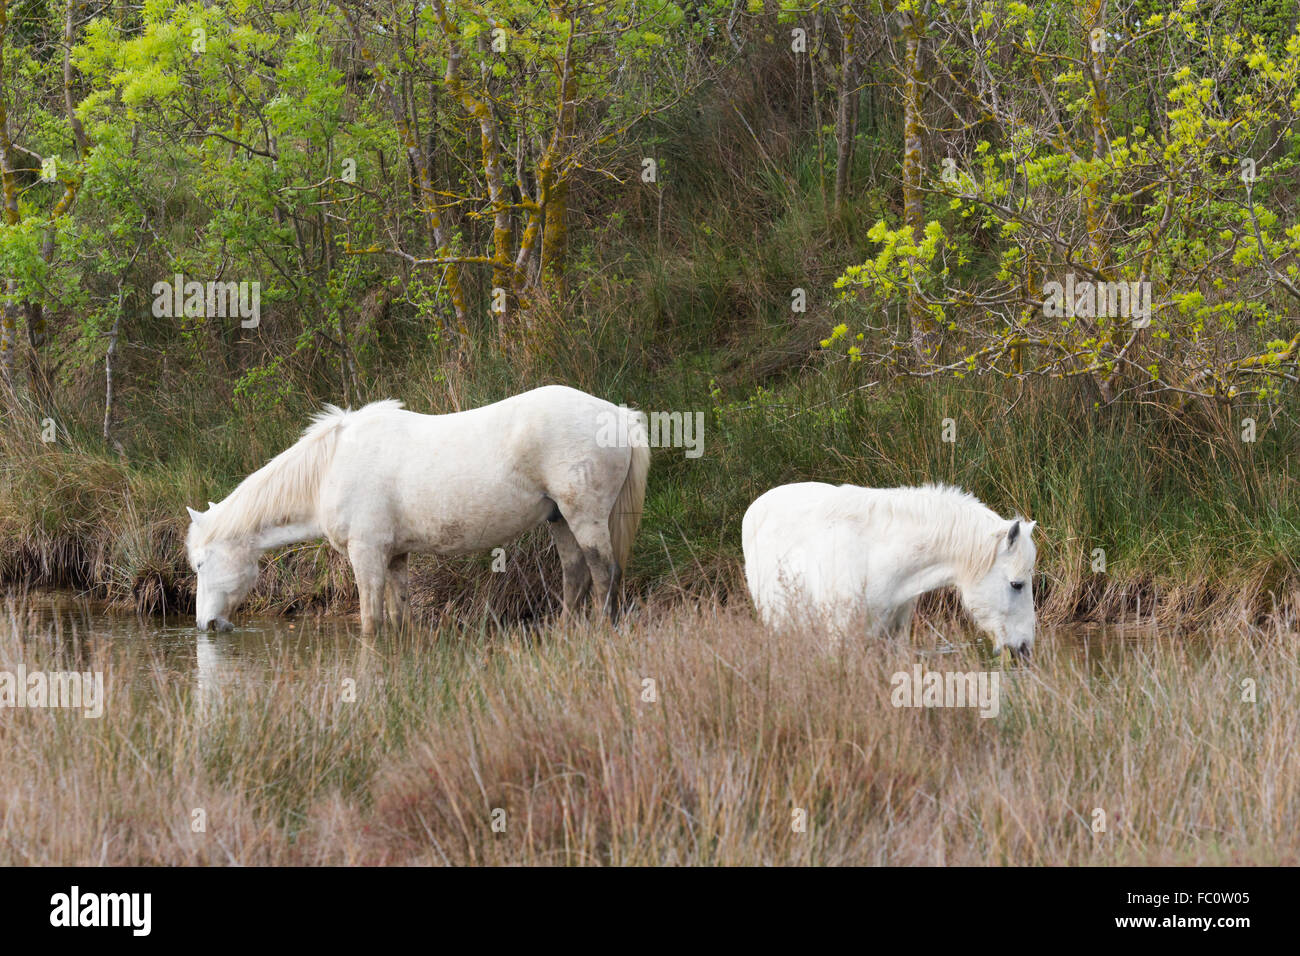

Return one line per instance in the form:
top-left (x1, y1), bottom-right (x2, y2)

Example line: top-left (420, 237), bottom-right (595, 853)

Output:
top-left (5, 588), bottom-right (1176, 698)
top-left (5, 591), bottom-right (375, 706)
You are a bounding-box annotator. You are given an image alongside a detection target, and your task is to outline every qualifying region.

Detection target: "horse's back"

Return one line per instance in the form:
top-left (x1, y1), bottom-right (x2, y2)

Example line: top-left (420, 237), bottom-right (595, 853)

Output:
top-left (329, 384), bottom-right (625, 466)
top-left (318, 385), bottom-right (638, 554)
top-left (490, 383), bottom-right (622, 426)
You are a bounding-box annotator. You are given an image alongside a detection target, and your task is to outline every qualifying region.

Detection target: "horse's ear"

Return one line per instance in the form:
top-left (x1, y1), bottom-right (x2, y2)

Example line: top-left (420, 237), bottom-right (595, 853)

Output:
top-left (1006, 520), bottom-right (1021, 547)
top-left (186, 506), bottom-right (204, 524)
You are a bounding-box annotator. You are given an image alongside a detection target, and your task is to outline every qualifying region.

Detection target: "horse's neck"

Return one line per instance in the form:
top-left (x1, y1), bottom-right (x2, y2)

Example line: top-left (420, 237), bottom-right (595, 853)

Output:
top-left (893, 505), bottom-right (994, 598)
top-left (209, 425), bottom-right (338, 547)
top-left (253, 520), bottom-right (323, 552)
top-left (899, 559), bottom-right (961, 599)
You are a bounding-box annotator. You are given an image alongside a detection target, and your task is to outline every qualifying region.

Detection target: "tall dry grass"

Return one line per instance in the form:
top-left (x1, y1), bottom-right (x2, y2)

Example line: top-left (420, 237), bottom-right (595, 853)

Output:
top-left (1, 592), bottom-right (1295, 865)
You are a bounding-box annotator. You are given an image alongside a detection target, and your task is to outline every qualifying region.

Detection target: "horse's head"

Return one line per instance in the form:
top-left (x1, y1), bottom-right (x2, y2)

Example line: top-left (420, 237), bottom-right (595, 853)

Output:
top-left (962, 518), bottom-right (1037, 658)
top-left (186, 506), bottom-right (258, 632)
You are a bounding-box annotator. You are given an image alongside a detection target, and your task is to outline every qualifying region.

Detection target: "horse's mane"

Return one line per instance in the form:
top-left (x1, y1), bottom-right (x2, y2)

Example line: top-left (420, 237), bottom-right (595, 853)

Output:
top-left (846, 482), bottom-right (1009, 582)
top-left (192, 399), bottom-right (404, 546)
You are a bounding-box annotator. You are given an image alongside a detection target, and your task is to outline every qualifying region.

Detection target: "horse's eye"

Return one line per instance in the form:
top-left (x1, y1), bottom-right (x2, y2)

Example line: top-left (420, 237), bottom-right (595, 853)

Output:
top-left (1010, 580), bottom-right (1025, 591)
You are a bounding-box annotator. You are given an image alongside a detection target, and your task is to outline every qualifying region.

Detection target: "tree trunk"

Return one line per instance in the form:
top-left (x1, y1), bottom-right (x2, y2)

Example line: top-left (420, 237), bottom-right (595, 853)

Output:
top-left (104, 287), bottom-right (124, 453)
top-left (433, 2), bottom-right (514, 334)
top-left (0, 0), bottom-right (19, 389)
top-left (902, 8), bottom-right (929, 360)
top-left (834, 6), bottom-right (859, 217)
top-left (541, 30), bottom-right (577, 301)
top-left (340, 5), bottom-right (470, 351)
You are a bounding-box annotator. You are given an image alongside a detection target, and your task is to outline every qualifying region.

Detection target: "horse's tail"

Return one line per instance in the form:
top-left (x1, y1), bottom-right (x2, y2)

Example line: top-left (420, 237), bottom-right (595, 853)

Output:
top-left (610, 437), bottom-right (650, 573)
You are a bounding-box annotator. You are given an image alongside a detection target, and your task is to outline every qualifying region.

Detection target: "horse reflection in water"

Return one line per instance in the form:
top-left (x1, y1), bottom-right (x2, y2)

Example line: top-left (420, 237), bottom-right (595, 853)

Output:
top-left (189, 620), bottom-right (376, 715)
top-left (193, 632), bottom-right (226, 713)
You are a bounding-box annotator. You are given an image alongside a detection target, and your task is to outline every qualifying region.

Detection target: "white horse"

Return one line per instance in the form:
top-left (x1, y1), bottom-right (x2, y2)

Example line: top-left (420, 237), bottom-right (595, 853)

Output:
top-left (742, 482), bottom-right (1037, 656)
top-left (186, 385), bottom-right (650, 635)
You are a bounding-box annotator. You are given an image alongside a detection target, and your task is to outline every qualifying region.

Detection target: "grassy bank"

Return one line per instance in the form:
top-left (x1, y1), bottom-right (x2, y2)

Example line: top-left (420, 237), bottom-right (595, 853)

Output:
top-left (3, 366), bottom-right (1299, 629)
top-left (2, 595), bottom-right (1295, 865)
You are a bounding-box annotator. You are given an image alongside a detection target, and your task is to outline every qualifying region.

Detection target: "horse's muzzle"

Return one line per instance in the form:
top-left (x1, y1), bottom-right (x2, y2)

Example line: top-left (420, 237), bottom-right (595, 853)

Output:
top-left (204, 617), bottom-right (234, 633)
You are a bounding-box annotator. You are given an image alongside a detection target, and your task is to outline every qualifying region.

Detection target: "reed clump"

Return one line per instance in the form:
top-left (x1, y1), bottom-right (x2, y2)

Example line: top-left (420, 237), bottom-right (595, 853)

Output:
top-left (1, 593), bottom-right (1295, 865)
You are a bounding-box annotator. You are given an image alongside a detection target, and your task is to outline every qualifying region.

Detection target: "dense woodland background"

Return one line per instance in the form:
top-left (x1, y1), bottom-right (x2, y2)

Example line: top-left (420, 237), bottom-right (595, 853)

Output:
top-left (2, 0), bottom-right (1300, 625)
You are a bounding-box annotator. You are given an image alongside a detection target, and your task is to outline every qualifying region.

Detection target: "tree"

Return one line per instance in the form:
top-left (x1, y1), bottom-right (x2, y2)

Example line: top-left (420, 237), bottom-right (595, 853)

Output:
top-left (339, 0), bottom-right (700, 353)
top-left (833, 0), bottom-right (1300, 408)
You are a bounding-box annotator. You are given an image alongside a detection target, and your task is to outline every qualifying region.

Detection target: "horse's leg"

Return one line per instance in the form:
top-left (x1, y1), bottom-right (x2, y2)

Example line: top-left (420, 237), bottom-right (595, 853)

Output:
top-left (567, 517), bottom-right (620, 622)
top-left (385, 553), bottom-right (410, 630)
top-left (889, 597), bottom-right (918, 642)
top-left (348, 541), bottom-right (388, 637)
top-left (547, 519), bottom-right (592, 613)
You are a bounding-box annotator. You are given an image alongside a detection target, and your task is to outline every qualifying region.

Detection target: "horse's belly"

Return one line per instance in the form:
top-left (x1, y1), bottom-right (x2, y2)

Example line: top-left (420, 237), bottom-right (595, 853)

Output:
top-left (319, 462), bottom-right (552, 556)
top-left (396, 483), bottom-right (552, 556)
top-left (414, 510), bottom-right (549, 556)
